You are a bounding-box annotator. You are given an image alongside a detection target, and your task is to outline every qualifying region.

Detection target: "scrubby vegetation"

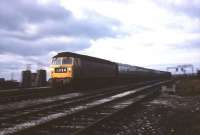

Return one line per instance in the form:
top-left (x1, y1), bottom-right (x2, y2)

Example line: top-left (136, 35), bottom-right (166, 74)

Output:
top-left (176, 78), bottom-right (200, 96)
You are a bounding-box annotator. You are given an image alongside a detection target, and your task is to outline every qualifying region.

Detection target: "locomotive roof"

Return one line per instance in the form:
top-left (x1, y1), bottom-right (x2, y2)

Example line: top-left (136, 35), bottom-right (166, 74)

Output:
top-left (53, 52), bottom-right (115, 64)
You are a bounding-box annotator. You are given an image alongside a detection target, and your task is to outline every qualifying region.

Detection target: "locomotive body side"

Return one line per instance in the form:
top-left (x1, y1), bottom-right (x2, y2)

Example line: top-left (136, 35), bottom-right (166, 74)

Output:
top-left (71, 54), bottom-right (118, 87)
top-left (78, 58), bottom-right (117, 79)
top-left (50, 52), bottom-right (118, 88)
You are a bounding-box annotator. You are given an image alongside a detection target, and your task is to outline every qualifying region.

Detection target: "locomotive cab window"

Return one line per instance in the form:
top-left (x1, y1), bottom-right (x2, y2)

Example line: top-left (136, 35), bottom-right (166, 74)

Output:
top-left (62, 57), bottom-right (73, 64)
top-left (52, 58), bottom-right (62, 65)
top-left (52, 57), bottom-right (73, 65)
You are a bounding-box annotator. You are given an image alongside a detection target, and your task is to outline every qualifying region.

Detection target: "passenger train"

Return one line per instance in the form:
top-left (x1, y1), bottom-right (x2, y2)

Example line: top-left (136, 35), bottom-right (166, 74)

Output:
top-left (50, 52), bottom-right (171, 88)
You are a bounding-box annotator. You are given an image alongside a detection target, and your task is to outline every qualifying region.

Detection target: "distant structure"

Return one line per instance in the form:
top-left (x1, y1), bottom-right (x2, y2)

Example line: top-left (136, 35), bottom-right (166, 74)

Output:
top-left (0, 72), bottom-right (20, 89)
top-left (21, 64), bottom-right (47, 88)
top-left (4, 80), bottom-right (19, 89)
top-left (21, 70), bottom-right (32, 88)
top-left (197, 70), bottom-right (200, 77)
top-left (0, 78), bottom-right (19, 90)
top-left (36, 62), bottom-right (47, 87)
top-left (0, 78), bottom-right (5, 83)
top-left (167, 64), bottom-right (194, 75)
top-left (35, 69), bottom-right (47, 87)
top-left (31, 73), bottom-right (37, 87)
top-left (0, 78), bottom-right (5, 89)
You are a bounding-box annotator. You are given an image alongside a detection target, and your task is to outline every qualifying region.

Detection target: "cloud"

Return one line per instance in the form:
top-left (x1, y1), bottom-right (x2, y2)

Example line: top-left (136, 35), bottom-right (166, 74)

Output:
top-left (0, 0), bottom-right (69, 31)
top-left (153, 0), bottom-right (200, 32)
top-left (1, 0), bottom-right (200, 80)
top-left (153, 0), bottom-right (200, 18)
top-left (80, 35), bottom-right (200, 68)
top-left (0, 0), bottom-right (122, 56)
top-left (73, 0), bottom-right (200, 67)
top-left (0, 36), bottom-right (92, 56)
top-left (0, 0), bottom-right (121, 40)
top-left (0, 0), bottom-right (123, 80)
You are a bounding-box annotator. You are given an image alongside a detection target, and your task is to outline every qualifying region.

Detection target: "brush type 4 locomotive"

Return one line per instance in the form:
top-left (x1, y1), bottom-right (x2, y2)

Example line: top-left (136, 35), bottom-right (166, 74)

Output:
top-left (50, 52), bottom-right (171, 88)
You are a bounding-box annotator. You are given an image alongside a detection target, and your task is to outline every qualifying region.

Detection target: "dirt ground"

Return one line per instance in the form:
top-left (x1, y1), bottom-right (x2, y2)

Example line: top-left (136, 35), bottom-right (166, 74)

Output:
top-left (119, 79), bottom-right (200, 135)
top-left (118, 95), bottom-right (200, 135)
top-left (95, 78), bottom-right (200, 135)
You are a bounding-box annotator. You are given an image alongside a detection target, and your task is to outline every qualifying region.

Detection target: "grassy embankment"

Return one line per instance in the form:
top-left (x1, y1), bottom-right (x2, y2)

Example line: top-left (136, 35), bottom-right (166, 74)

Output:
top-left (176, 77), bottom-right (200, 96)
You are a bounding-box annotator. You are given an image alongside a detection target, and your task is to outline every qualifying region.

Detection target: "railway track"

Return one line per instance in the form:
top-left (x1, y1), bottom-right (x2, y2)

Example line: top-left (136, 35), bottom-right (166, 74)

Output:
top-left (0, 80), bottom-right (171, 135)
top-left (0, 85), bottom-right (117, 104)
top-left (73, 87), bottom-right (159, 135)
top-left (0, 81), bottom-right (156, 105)
top-left (0, 87), bottom-right (60, 104)
top-left (0, 84), bottom-right (133, 104)
top-left (0, 82), bottom-right (143, 112)
top-left (0, 82), bottom-right (147, 128)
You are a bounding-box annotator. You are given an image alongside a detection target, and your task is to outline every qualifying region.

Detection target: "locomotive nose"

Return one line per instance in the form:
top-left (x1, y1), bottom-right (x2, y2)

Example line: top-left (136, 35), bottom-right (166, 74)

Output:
top-left (51, 65), bottom-right (73, 78)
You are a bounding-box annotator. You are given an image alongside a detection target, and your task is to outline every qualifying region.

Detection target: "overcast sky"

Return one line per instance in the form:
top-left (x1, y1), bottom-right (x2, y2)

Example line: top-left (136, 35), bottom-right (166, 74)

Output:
top-left (0, 0), bottom-right (200, 80)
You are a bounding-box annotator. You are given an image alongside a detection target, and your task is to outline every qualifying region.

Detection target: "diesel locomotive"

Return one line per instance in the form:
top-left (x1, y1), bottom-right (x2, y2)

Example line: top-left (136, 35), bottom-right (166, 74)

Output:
top-left (50, 52), bottom-right (171, 88)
